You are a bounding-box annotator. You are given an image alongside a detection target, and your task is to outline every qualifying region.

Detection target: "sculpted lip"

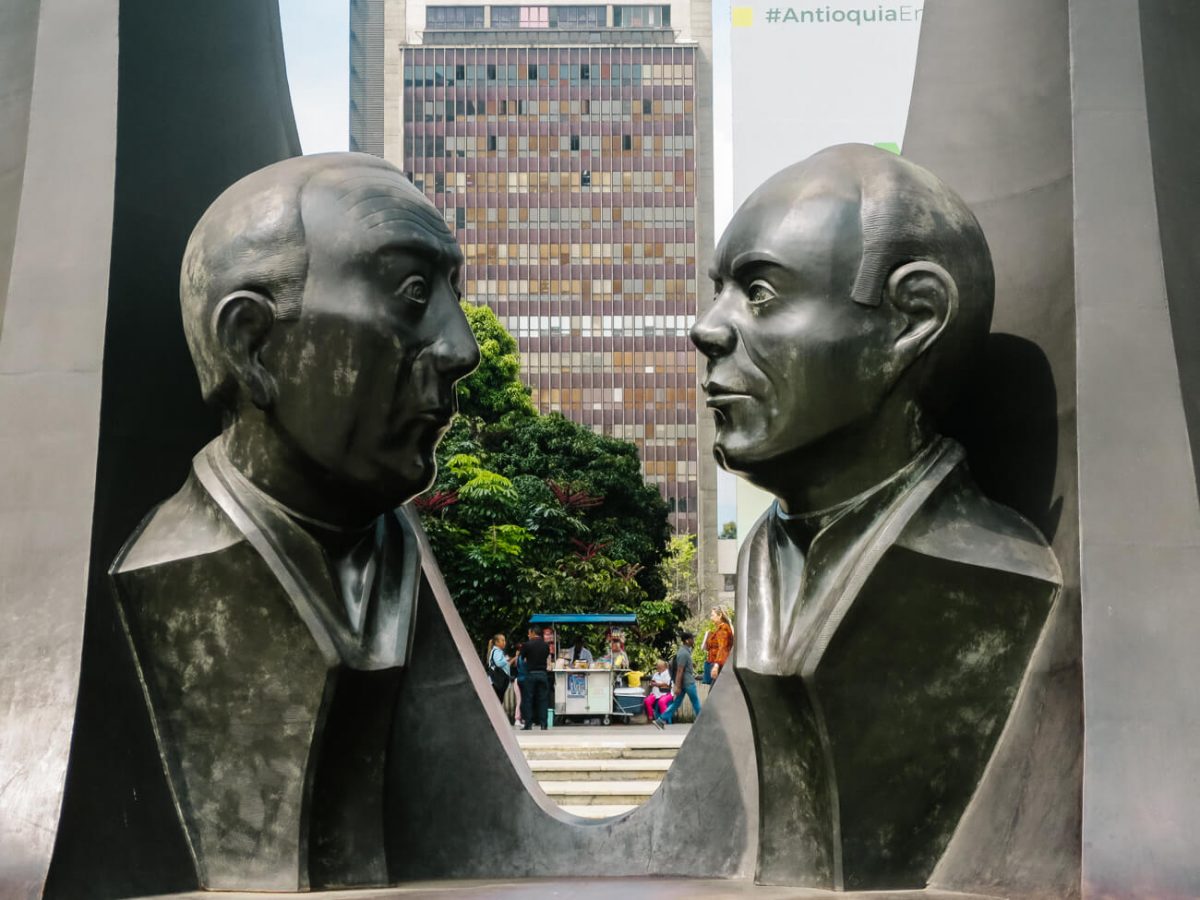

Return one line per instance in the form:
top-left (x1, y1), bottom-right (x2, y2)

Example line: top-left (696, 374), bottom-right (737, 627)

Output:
top-left (703, 382), bottom-right (754, 407)
top-left (415, 407), bottom-right (455, 426)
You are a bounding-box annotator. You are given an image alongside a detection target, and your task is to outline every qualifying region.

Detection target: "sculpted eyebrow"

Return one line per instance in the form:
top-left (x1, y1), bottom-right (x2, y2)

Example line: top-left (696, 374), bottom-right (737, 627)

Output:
top-left (375, 239), bottom-right (462, 268)
top-left (729, 250), bottom-right (785, 276)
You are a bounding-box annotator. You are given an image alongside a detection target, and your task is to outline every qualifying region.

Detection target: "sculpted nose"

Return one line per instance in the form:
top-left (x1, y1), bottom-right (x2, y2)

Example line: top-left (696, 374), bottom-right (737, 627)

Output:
top-left (435, 302), bottom-right (481, 380)
top-left (690, 304), bottom-right (737, 359)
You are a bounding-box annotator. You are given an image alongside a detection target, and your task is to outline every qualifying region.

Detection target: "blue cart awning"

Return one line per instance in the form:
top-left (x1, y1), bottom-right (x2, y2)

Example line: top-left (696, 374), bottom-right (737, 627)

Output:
top-left (529, 613), bottom-right (637, 625)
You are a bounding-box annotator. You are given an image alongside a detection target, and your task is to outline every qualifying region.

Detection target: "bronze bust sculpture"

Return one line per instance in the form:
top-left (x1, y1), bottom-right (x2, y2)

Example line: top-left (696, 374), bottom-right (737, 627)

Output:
top-left (692, 144), bottom-right (1061, 889)
top-left (110, 153), bottom-right (479, 890)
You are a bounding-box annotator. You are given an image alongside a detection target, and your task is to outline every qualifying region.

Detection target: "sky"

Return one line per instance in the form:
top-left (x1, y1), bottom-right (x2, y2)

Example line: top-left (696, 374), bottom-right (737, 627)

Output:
top-left (278, 0), bottom-right (350, 153)
top-left (278, 1), bottom-right (739, 528)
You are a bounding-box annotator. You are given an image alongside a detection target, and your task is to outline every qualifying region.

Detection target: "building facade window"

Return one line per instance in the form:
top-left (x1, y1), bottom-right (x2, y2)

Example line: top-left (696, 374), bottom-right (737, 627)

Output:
top-left (519, 5), bottom-right (549, 27)
top-left (613, 5), bottom-right (671, 27)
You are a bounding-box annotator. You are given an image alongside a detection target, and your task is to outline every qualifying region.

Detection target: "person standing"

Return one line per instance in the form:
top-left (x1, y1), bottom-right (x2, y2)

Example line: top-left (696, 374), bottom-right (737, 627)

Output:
top-left (660, 632), bottom-right (701, 726)
top-left (512, 640), bottom-right (528, 728)
top-left (704, 608), bottom-right (734, 684)
top-left (485, 634), bottom-right (510, 704)
top-left (520, 625), bottom-right (551, 730)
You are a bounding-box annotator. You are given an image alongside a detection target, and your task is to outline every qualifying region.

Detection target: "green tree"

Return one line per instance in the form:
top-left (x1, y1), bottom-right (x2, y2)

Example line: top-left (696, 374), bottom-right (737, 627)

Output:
top-left (417, 303), bottom-right (682, 654)
top-left (480, 412), bottom-right (671, 595)
top-left (453, 303), bottom-right (535, 422)
top-left (720, 520), bottom-right (737, 540)
top-left (660, 534), bottom-right (701, 616)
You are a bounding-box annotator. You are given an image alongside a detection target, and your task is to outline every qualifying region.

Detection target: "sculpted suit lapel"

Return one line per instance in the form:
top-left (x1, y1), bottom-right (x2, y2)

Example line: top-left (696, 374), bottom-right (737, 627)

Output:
top-left (736, 439), bottom-right (963, 678)
top-left (196, 439), bottom-right (419, 670)
top-left (734, 439), bottom-right (1060, 889)
top-left (112, 439), bottom-right (423, 889)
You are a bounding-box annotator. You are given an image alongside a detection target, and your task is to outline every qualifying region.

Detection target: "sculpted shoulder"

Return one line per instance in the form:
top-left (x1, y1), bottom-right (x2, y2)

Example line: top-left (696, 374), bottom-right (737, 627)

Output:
top-left (113, 471), bottom-right (244, 575)
top-left (895, 463), bottom-right (1062, 587)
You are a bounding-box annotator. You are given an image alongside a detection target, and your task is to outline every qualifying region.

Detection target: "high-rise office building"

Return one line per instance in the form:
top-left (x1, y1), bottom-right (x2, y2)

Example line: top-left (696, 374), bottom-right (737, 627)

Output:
top-left (350, 0), bottom-right (715, 554)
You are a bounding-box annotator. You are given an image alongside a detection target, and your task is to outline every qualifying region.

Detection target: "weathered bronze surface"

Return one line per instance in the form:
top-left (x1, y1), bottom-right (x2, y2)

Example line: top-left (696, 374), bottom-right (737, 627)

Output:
top-left (109, 153), bottom-right (479, 890)
top-left (692, 144), bottom-right (1061, 890)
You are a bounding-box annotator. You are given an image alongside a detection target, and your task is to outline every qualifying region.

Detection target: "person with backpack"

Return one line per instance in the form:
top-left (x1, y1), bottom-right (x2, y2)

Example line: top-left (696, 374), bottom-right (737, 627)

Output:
top-left (658, 631), bottom-right (701, 727)
top-left (485, 633), bottom-right (511, 704)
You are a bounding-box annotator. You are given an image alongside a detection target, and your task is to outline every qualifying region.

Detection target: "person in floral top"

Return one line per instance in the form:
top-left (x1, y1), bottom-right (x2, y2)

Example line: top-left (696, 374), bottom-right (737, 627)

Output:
top-left (703, 607), bottom-right (734, 683)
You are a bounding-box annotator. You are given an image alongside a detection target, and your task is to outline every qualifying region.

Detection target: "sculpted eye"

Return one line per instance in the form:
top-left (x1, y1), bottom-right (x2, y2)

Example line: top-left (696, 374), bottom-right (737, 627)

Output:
top-left (712, 277), bottom-right (724, 299)
top-left (747, 279), bottom-right (777, 306)
top-left (396, 274), bottom-right (429, 305)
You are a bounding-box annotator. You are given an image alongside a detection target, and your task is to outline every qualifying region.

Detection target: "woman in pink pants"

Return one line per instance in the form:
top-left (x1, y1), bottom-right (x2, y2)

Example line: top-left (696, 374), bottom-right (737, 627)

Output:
top-left (643, 660), bottom-right (673, 721)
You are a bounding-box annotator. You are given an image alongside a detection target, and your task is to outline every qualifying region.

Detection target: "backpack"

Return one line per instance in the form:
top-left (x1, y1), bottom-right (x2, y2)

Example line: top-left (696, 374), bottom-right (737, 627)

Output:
top-left (668, 652), bottom-right (679, 682)
top-left (487, 647), bottom-right (511, 690)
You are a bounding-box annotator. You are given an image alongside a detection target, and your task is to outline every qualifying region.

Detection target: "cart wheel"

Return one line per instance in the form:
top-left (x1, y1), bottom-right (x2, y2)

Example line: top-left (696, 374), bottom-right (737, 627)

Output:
top-left (603, 715), bottom-right (611, 726)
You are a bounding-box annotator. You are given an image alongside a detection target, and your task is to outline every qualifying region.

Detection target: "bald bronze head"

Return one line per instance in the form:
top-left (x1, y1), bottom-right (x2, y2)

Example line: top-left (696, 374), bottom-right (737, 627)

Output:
top-left (692, 144), bottom-right (994, 510)
top-left (180, 152), bottom-right (480, 524)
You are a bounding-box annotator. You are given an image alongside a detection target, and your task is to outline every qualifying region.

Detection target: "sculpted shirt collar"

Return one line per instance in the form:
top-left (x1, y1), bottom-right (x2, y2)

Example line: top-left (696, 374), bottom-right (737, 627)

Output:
top-left (772, 438), bottom-right (945, 547)
top-left (742, 438), bottom-right (962, 676)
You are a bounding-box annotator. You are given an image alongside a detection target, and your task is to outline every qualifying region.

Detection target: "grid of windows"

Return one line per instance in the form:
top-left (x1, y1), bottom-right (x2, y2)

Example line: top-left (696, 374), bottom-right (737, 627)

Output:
top-left (426, 5), bottom-right (486, 28)
top-left (613, 5), bottom-right (671, 27)
top-left (403, 44), bottom-right (699, 531)
top-left (424, 5), bottom-right (671, 30)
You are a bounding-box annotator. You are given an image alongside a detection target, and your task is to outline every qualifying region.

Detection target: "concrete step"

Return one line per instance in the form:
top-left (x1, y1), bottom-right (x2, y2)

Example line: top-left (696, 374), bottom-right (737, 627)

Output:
top-left (522, 745), bottom-right (678, 760)
top-left (516, 732), bottom-right (685, 762)
top-left (558, 803), bottom-right (640, 820)
top-left (528, 758), bottom-right (672, 780)
top-left (539, 780), bottom-right (659, 806)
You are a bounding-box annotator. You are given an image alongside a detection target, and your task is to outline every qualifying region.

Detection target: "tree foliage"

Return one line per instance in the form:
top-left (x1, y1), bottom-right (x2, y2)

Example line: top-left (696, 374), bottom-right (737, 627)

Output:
top-left (418, 303), bottom-right (685, 657)
top-left (452, 303), bottom-right (535, 422)
top-left (660, 534), bottom-right (701, 615)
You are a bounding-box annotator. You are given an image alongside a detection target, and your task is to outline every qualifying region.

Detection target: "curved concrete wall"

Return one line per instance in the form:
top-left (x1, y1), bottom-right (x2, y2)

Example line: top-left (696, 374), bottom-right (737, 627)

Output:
top-left (0, 0), bottom-right (41, 332)
top-left (1074, 1), bottom-right (1200, 894)
top-left (0, 1), bottom-right (118, 897)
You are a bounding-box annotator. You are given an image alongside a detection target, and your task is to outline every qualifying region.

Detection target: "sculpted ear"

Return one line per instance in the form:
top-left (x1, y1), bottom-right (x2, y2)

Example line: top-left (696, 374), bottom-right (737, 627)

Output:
top-left (213, 290), bottom-right (277, 410)
top-left (885, 260), bottom-right (958, 368)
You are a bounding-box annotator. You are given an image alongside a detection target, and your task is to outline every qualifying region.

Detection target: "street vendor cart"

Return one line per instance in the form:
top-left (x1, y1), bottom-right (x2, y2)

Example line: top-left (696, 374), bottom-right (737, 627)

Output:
top-left (529, 613), bottom-right (638, 726)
